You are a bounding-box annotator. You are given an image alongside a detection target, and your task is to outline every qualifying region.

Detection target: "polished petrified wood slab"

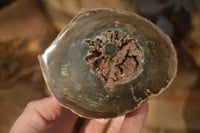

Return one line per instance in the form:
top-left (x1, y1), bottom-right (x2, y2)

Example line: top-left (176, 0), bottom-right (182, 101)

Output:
top-left (39, 8), bottom-right (177, 118)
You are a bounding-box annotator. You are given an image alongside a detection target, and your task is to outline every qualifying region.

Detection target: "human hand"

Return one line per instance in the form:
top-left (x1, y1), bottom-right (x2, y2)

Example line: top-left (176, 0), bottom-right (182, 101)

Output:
top-left (10, 97), bottom-right (148, 133)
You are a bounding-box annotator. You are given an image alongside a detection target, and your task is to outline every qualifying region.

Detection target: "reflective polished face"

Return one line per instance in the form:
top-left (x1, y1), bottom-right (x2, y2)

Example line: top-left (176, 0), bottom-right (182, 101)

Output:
top-left (39, 8), bottom-right (177, 118)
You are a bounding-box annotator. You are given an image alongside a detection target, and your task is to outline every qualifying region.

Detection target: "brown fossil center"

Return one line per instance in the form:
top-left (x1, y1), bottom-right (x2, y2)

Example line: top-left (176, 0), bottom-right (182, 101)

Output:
top-left (84, 30), bottom-right (144, 91)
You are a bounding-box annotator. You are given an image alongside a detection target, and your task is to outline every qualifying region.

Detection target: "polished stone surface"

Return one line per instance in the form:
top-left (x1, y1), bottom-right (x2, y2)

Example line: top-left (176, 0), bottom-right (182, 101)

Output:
top-left (40, 8), bottom-right (177, 118)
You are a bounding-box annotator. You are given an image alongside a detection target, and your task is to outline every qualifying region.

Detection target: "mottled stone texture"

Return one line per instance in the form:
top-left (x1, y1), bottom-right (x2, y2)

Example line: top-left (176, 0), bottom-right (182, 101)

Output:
top-left (84, 30), bottom-right (144, 90)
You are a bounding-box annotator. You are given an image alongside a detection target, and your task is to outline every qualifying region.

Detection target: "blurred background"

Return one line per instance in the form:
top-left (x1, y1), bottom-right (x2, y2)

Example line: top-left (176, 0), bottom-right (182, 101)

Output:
top-left (0, 0), bottom-right (200, 133)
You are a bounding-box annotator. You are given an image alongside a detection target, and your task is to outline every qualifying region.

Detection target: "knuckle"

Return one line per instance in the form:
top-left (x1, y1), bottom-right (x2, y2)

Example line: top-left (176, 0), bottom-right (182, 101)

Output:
top-left (24, 100), bottom-right (38, 112)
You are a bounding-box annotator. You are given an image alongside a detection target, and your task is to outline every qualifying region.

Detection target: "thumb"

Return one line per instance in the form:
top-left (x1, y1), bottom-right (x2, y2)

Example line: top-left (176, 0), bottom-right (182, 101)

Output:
top-left (10, 97), bottom-right (63, 133)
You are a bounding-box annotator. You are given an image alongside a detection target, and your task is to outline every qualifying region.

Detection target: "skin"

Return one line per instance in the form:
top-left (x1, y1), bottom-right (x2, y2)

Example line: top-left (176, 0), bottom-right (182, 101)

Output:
top-left (10, 97), bottom-right (149, 133)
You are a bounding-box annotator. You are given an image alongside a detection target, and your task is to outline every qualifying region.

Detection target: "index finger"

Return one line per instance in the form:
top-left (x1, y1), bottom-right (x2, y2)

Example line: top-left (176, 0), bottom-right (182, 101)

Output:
top-left (120, 102), bottom-right (149, 133)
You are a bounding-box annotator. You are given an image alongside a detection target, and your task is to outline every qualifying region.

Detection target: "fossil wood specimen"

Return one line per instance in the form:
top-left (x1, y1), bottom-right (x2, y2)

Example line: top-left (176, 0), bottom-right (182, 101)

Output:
top-left (39, 8), bottom-right (177, 118)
